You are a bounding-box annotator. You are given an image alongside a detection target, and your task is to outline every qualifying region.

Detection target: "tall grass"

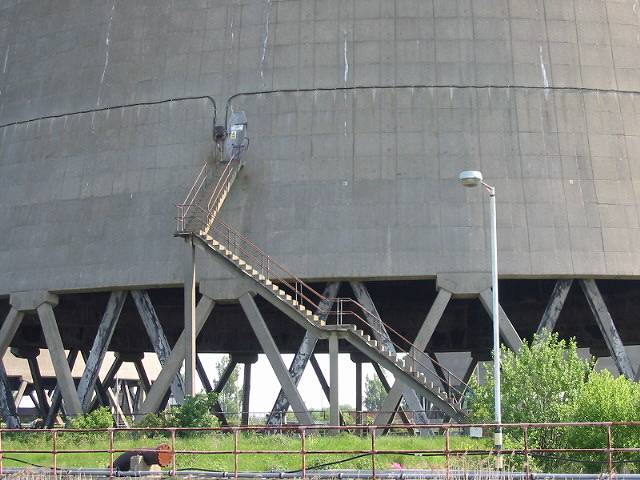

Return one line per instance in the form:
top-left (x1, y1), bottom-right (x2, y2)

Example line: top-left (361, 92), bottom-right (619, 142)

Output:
top-left (1, 431), bottom-right (490, 472)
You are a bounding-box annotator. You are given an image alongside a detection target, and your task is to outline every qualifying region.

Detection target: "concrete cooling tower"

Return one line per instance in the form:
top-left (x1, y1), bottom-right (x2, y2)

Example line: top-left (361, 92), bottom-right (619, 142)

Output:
top-left (1, 0), bottom-right (640, 427)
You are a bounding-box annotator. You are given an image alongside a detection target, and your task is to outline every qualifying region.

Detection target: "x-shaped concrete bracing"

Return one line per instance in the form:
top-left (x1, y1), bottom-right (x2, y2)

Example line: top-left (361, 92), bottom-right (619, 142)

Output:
top-left (374, 273), bottom-right (523, 428)
top-left (534, 279), bottom-right (636, 380)
top-left (0, 289), bottom-right (212, 424)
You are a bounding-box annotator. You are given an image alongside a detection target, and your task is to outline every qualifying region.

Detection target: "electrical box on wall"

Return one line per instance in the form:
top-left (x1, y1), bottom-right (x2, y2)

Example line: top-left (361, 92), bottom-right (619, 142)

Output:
top-left (223, 111), bottom-right (248, 163)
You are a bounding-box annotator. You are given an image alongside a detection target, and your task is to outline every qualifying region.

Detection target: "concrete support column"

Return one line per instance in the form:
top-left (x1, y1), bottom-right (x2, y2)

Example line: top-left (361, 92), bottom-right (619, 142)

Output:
top-left (184, 237), bottom-right (197, 397)
top-left (329, 333), bottom-right (339, 428)
top-left (0, 308), bottom-right (25, 359)
top-left (479, 288), bottom-right (523, 352)
top-left (580, 280), bottom-right (635, 378)
top-left (28, 356), bottom-right (50, 417)
top-left (37, 299), bottom-right (83, 417)
top-left (374, 288), bottom-right (451, 429)
top-left (0, 365), bottom-right (20, 428)
top-left (231, 354), bottom-right (258, 426)
top-left (267, 282), bottom-right (339, 426)
top-left (355, 359), bottom-right (362, 426)
top-left (537, 280), bottom-right (573, 335)
top-left (241, 363), bottom-right (252, 426)
top-left (140, 295), bottom-right (215, 415)
top-left (77, 291), bottom-right (127, 411)
top-left (13, 347), bottom-right (49, 418)
top-left (132, 290), bottom-right (186, 404)
top-left (239, 293), bottom-right (313, 425)
top-left (45, 350), bottom-right (79, 427)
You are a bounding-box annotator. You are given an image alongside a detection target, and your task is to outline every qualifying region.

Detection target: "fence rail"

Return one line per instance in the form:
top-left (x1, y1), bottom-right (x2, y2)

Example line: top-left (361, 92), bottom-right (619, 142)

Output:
top-left (1, 422), bottom-right (639, 478)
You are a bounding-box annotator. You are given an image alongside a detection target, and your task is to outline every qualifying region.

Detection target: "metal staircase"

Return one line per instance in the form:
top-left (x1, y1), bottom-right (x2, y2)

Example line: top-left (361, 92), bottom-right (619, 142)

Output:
top-left (176, 124), bottom-right (469, 422)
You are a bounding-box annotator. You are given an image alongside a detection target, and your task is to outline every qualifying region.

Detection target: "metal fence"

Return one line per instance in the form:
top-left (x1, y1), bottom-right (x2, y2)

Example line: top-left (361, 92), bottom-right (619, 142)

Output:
top-left (0, 422), bottom-right (639, 478)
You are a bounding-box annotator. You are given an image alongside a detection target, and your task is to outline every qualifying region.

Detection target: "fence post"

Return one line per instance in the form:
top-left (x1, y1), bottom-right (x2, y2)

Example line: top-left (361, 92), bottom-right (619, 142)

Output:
top-left (523, 425), bottom-right (530, 480)
top-left (109, 428), bottom-right (115, 478)
top-left (52, 429), bottom-right (58, 476)
top-left (234, 427), bottom-right (239, 480)
top-left (301, 427), bottom-right (306, 480)
top-left (445, 425), bottom-right (451, 480)
top-left (0, 429), bottom-right (3, 476)
top-left (607, 424), bottom-right (613, 478)
top-left (370, 427), bottom-right (376, 480)
top-left (170, 428), bottom-right (177, 476)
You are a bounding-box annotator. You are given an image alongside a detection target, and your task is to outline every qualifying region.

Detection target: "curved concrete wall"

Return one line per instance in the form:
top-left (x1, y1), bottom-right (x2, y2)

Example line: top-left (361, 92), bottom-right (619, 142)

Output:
top-left (2, 0), bottom-right (640, 295)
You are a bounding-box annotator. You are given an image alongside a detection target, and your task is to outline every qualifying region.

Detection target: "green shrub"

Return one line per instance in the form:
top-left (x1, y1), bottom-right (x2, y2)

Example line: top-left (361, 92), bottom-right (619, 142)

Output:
top-left (69, 406), bottom-right (114, 429)
top-left (174, 392), bottom-right (219, 428)
top-left (137, 392), bottom-right (219, 431)
top-left (563, 370), bottom-right (640, 473)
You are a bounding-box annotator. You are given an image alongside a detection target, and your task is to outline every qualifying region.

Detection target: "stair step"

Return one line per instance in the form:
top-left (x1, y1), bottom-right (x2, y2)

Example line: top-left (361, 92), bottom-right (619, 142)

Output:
top-left (355, 329), bottom-right (364, 337)
top-left (285, 294), bottom-right (292, 301)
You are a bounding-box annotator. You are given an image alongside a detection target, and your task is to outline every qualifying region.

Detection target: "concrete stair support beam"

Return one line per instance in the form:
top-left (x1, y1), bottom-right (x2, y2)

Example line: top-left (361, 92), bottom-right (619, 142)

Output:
top-left (329, 332), bottom-right (339, 428)
top-left (184, 236), bottom-right (197, 397)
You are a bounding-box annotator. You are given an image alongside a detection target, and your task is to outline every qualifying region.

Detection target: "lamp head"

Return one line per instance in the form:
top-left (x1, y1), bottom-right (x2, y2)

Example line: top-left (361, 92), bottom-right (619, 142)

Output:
top-left (459, 170), bottom-right (484, 188)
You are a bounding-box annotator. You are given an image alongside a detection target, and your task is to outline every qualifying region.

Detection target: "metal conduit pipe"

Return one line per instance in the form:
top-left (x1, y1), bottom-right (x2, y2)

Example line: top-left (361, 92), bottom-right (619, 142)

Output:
top-left (2, 469), bottom-right (639, 480)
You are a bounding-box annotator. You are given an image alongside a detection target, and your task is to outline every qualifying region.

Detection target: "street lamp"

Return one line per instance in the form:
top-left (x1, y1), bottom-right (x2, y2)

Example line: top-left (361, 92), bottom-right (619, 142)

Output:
top-left (458, 170), bottom-right (502, 455)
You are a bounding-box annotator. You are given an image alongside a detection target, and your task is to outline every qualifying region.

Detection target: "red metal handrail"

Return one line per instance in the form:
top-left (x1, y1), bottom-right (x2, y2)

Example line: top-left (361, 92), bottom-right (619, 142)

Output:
top-left (177, 150), bottom-right (469, 407)
top-left (1, 422), bottom-right (639, 478)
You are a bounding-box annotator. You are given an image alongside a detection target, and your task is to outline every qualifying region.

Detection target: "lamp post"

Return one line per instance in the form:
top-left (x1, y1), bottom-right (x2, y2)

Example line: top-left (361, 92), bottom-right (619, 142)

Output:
top-left (458, 170), bottom-right (502, 455)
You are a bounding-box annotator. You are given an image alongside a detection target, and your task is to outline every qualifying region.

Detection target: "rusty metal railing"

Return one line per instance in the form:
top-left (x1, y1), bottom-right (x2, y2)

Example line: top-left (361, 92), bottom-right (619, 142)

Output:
top-left (193, 214), bottom-right (469, 405)
top-left (176, 154), bottom-right (243, 233)
top-left (176, 145), bottom-right (464, 410)
top-left (1, 422), bottom-right (639, 478)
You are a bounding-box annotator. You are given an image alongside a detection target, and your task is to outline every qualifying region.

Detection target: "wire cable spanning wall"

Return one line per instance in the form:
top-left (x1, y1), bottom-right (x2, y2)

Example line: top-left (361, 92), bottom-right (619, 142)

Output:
top-left (2, 83), bottom-right (640, 134)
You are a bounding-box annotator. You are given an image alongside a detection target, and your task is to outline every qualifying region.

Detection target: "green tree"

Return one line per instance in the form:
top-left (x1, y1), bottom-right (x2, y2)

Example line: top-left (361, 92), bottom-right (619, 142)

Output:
top-left (364, 374), bottom-right (386, 411)
top-left (215, 356), bottom-right (242, 420)
top-left (469, 331), bottom-right (592, 426)
top-left (564, 370), bottom-right (640, 472)
top-left (469, 330), bottom-right (593, 469)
